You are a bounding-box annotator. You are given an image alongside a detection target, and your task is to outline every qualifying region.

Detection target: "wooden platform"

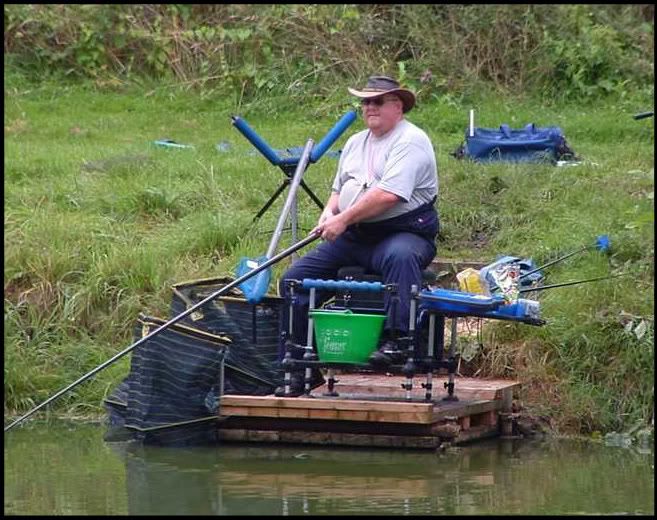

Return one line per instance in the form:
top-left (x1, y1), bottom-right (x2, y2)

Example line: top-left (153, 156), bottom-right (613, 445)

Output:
top-left (218, 374), bottom-right (519, 449)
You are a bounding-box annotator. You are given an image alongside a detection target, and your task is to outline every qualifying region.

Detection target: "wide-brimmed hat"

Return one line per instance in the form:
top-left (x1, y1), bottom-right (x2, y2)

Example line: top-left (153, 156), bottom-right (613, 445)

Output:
top-left (348, 75), bottom-right (416, 113)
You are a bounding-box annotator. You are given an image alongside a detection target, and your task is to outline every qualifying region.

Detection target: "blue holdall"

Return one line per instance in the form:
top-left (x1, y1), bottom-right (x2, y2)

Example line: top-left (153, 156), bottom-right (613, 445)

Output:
top-left (452, 123), bottom-right (578, 163)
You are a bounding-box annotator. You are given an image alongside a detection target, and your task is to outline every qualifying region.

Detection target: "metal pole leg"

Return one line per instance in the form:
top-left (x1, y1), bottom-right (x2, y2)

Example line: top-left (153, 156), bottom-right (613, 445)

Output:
top-left (279, 282), bottom-right (296, 397)
top-left (252, 181), bottom-right (288, 222)
top-left (401, 285), bottom-right (418, 401)
top-left (303, 287), bottom-right (317, 396)
top-left (443, 317), bottom-right (459, 401)
top-left (324, 368), bottom-right (339, 397)
top-left (422, 314), bottom-right (436, 402)
top-left (218, 348), bottom-right (226, 399)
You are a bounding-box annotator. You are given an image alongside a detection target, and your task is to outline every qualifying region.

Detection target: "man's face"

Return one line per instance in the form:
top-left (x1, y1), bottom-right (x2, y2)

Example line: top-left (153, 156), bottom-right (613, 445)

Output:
top-left (360, 94), bottom-right (403, 135)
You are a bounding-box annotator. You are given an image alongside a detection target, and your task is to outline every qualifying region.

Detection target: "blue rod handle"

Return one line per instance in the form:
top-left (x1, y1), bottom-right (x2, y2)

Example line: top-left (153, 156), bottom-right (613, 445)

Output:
top-left (231, 115), bottom-right (281, 166)
top-left (310, 111), bottom-right (357, 163)
top-left (301, 278), bottom-right (384, 292)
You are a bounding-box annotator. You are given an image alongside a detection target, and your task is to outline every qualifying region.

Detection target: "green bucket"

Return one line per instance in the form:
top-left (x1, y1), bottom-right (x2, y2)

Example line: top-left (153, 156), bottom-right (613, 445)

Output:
top-left (310, 309), bottom-right (386, 364)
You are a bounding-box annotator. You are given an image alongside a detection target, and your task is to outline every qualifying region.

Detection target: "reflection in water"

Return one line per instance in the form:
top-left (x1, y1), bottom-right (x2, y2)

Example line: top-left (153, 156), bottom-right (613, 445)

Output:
top-left (4, 420), bottom-right (655, 515)
top-left (111, 434), bottom-right (654, 516)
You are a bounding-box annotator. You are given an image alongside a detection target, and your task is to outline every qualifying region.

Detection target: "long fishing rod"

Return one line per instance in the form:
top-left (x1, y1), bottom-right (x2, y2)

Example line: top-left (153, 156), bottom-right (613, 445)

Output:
top-left (519, 272), bottom-right (628, 293)
top-left (633, 111), bottom-right (654, 120)
top-left (4, 231), bottom-right (321, 433)
top-left (517, 235), bottom-right (610, 284)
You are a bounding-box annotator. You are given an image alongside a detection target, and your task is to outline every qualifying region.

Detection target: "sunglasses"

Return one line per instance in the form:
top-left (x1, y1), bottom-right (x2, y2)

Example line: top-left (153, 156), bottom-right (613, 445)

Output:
top-left (360, 96), bottom-right (399, 107)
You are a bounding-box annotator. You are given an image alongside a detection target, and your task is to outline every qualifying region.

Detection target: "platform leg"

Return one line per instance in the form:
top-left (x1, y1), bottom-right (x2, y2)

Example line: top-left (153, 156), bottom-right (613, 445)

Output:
top-left (303, 352), bottom-right (315, 396)
top-left (324, 368), bottom-right (339, 397)
top-left (443, 317), bottom-right (459, 401)
top-left (422, 314), bottom-right (436, 402)
top-left (275, 282), bottom-right (298, 397)
top-left (281, 350), bottom-right (293, 396)
top-left (500, 387), bottom-right (514, 437)
top-left (218, 351), bottom-right (225, 399)
top-left (401, 285), bottom-right (418, 401)
top-left (303, 287), bottom-right (317, 397)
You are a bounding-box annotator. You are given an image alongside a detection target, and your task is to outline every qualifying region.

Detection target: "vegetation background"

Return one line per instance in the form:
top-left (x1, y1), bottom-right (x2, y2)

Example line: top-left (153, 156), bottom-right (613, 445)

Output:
top-left (4, 4), bottom-right (654, 436)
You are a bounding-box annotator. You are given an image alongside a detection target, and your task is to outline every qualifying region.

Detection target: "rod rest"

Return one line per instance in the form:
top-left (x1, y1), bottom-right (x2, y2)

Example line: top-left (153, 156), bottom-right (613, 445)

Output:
top-left (418, 288), bottom-right (545, 325)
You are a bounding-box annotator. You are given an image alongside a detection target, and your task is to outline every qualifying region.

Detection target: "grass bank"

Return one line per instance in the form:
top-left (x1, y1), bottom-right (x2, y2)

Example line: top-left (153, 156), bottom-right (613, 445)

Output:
top-left (4, 75), bottom-right (654, 435)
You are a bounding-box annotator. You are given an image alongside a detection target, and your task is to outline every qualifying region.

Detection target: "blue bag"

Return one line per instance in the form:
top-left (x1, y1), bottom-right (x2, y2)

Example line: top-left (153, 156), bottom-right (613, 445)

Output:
top-left (452, 123), bottom-right (577, 163)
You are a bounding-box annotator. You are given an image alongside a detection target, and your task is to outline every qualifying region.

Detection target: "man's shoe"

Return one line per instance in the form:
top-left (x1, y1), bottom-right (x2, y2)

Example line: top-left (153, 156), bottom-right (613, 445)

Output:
top-left (309, 372), bottom-right (326, 391)
top-left (368, 340), bottom-right (400, 366)
top-left (368, 349), bottom-right (393, 366)
top-left (274, 370), bottom-right (325, 397)
top-left (274, 384), bottom-right (304, 398)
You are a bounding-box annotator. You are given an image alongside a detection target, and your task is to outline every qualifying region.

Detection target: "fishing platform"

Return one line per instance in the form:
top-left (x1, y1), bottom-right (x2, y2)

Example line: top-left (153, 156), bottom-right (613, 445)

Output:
top-left (218, 374), bottom-right (518, 449)
top-left (97, 255), bottom-right (549, 449)
top-left (215, 272), bottom-right (538, 450)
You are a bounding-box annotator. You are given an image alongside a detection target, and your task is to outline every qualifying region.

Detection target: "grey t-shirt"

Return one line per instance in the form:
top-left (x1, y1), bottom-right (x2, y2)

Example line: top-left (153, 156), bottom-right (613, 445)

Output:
top-left (331, 119), bottom-right (438, 222)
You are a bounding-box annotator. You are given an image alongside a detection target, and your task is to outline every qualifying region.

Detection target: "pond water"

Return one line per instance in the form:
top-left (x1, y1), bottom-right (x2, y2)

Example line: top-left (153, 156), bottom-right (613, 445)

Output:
top-left (4, 420), bottom-right (654, 515)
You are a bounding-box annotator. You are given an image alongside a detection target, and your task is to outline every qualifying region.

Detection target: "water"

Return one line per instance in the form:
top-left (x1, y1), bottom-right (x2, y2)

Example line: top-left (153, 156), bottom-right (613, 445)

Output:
top-left (4, 420), bottom-right (654, 515)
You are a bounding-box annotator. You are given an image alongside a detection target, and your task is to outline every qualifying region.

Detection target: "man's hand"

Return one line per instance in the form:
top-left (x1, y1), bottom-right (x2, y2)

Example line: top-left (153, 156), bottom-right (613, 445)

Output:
top-left (312, 187), bottom-right (400, 242)
top-left (312, 214), bottom-right (348, 242)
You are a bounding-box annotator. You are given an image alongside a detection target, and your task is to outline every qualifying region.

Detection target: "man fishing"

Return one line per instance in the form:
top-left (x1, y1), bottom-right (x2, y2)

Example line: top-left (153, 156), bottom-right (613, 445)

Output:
top-left (280, 74), bottom-right (439, 375)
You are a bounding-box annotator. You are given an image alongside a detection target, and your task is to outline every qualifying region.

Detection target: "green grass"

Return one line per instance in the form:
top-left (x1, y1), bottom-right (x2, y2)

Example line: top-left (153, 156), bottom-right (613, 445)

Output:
top-left (4, 77), bottom-right (654, 434)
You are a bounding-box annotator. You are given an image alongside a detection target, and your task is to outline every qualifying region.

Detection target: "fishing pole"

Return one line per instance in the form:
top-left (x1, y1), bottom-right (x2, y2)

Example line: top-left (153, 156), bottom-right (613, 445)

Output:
top-left (633, 111), bottom-right (654, 120)
top-left (4, 231), bottom-right (321, 433)
top-left (517, 235), bottom-right (610, 284)
top-left (519, 272), bottom-right (628, 293)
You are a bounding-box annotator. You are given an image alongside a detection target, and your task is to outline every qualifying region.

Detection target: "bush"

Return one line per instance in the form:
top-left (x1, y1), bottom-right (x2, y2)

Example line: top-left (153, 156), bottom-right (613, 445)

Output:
top-left (4, 5), bottom-right (654, 102)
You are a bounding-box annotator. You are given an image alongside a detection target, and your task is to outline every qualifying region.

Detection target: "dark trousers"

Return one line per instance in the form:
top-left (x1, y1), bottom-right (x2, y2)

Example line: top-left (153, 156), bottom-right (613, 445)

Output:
top-left (278, 229), bottom-right (436, 358)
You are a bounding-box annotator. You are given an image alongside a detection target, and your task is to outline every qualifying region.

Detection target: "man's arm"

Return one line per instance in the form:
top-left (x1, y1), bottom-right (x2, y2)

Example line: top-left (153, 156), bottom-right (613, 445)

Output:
top-left (313, 187), bottom-right (400, 241)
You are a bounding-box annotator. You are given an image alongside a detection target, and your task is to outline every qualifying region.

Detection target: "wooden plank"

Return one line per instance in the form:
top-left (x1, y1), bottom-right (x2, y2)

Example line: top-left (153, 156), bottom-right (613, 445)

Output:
top-left (221, 406), bottom-right (277, 418)
top-left (218, 428), bottom-right (441, 449)
top-left (431, 399), bottom-right (500, 421)
top-left (308, 408), bottom-right (337, 420)
top-left (337, 410), bottom-right (371, 421)
top-left (226, 393), bottom-right (503, 413)
top-left (223, 406), bottom-right (434, 424)
top-left (250, 406), bottom-right (280, 417)
top-left (367, 411), bottom-right (428, 423)
top-left (219, 416), bottom-right (435, 437)
top-left (220, 406), bottom-right (252, 417)
top-left (221, 394), bottom-right (433, 413)
top-left (277, 407), bottom-right (310, 419)
top-left (250, 407), bottom-right (429, 423)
